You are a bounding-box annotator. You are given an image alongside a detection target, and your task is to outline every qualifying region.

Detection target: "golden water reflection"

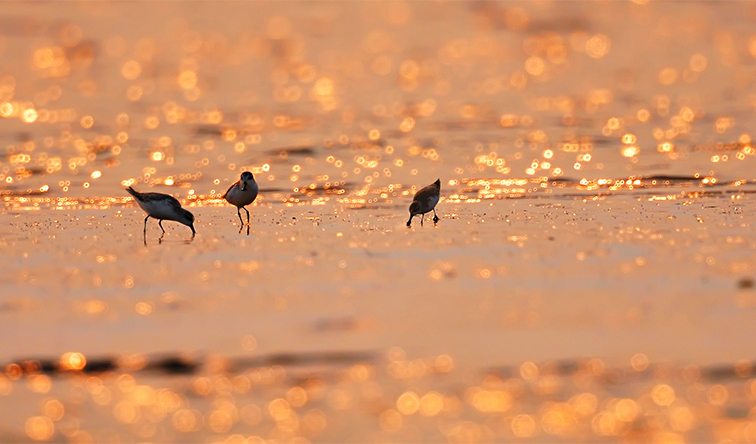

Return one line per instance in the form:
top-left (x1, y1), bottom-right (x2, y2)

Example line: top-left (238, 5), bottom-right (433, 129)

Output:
top-left (0, 2), bottom-right (755, 204)
top-left (3, 352), bottom-right (756, 442)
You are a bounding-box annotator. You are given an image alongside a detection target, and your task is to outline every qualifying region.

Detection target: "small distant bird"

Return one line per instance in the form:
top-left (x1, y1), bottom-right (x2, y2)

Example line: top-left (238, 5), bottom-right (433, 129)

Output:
top-left (126, 187), bottom-right (195, 235)
top-left (407, 179), bottom-right (441, 227)
top-left (223, 171), bottom-right (259, 225)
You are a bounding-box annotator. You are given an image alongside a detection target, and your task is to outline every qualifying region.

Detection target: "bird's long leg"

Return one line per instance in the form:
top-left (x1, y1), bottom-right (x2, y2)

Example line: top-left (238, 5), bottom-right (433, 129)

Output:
top-left (433, 209), bottom-right (439, 223)
top-left (420, 213), bottom-right (424, 226)
top-left (143, 215), bottom-right (150, 234)
top-left (158, 220), bottom-right (166, 233)
top-left (406, 214), bottom-right (414, 227)
top-left (236, 208), bottom-right (244, 226)
top-left (243, 207), bottom-right (251, 225)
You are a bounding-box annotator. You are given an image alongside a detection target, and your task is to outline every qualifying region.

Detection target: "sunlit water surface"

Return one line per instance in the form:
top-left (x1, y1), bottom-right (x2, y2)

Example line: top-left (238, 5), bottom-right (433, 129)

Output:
top-left (3, 2), bottom-right (756, 443)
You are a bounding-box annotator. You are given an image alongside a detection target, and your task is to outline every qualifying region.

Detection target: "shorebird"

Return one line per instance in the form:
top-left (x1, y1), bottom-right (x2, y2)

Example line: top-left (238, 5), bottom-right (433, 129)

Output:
top-left (223, 171), bottom-right (259, 226)
top-left (126, 187), bottom-right (196, 235)
top-left (407, 179), bottom-right (441, 227)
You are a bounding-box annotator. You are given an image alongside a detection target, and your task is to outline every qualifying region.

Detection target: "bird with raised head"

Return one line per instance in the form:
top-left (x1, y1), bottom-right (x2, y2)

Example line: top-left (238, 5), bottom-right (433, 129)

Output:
top-left (223, 171), bottom-right (259, 226)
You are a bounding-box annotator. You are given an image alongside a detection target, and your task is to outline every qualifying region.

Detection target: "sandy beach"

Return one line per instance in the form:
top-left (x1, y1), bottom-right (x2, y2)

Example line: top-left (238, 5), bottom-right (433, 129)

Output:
top-left (2, 1), bottom-right (756, 442)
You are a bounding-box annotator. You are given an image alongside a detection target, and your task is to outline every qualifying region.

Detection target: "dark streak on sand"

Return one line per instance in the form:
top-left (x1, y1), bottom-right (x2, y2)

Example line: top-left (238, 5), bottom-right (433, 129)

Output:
top-left (3, 350), bottom-right (378, 377)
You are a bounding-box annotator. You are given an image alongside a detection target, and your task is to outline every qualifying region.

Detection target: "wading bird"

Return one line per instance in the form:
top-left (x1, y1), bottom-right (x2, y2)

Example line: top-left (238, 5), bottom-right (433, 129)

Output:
top-left (407, 179), bottom-right (441, 227)
top-left (223, 171), bottom-right (259, 226)
top-left (126, 187), bottom-right (196, 236)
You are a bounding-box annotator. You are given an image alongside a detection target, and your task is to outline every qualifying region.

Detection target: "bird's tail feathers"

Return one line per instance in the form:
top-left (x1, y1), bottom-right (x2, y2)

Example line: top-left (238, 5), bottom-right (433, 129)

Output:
top-left (125, 186), bottom-right (141, 200)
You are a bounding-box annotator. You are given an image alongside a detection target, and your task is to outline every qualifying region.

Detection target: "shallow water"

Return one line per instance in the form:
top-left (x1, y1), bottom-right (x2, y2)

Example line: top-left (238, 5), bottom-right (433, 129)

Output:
top-left (3, 1), bottom-right (756, 443)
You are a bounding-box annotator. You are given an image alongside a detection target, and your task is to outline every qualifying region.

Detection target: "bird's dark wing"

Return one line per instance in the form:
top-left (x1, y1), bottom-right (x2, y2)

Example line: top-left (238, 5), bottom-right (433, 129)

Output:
top-left (167, 196), bottom-right (185, 212)
top-left (140, 192), bottom-right (182, 206)
top-left (414, 184), bottom-right (439, 202)
top-left (222, 181), bottom-right (239, 199)
top-left (409, 201), bottom-right (422, 214)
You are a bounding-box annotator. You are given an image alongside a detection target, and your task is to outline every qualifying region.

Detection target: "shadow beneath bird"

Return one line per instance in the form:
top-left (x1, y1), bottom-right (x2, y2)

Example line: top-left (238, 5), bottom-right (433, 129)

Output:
top-left (143, 231), bottom-right (196, 246)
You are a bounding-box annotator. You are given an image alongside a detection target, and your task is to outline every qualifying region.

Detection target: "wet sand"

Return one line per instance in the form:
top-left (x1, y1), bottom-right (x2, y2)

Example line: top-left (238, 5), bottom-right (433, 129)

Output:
top-left (3, 1), bottom-right (756, 442)
top-left (3, 196), bottom-right (756, 365)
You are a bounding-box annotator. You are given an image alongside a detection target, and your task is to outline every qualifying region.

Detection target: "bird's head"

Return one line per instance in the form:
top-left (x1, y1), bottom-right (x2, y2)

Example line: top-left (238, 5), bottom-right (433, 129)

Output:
top-left (180, 209), bottom-right (196, 233)
top-left (240, 171), bottom-right (255, 191)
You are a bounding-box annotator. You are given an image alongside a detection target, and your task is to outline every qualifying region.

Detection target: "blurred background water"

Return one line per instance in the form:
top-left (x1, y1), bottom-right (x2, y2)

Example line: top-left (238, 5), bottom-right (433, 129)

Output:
top-left (3, 1), bottom-right (756, 443)
top-left (2, 1), bottom-right (756, 203)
